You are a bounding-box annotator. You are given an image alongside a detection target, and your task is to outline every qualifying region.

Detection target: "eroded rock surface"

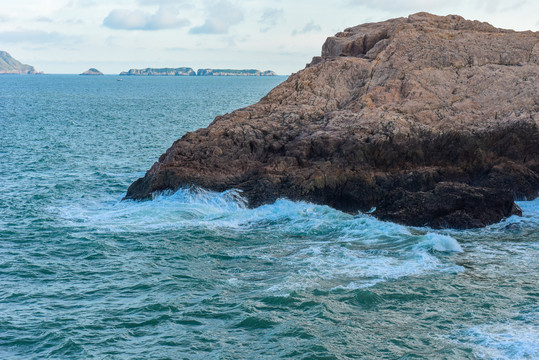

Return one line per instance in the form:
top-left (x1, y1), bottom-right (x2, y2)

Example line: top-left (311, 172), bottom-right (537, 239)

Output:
top-left (125, 13), bottom-right (539, 229)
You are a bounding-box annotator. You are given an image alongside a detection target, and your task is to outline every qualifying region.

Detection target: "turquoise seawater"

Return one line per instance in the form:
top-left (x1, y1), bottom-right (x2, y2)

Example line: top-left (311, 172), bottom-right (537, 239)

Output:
top-left (0, 75), bottom-right (537, 359)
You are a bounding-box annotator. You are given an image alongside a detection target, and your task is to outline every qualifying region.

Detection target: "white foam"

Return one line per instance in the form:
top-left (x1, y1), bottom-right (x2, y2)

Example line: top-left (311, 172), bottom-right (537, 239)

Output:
top-left (262, 242), bottom-right (464, 293)
top-left (226, 278), bottom-right (242, 286)
top-left (453, 322), bottom-right (539, 359)
top-left (54, 188), bottom-right (466, 292)
top-left (56, 187), bottom-right (249, 232)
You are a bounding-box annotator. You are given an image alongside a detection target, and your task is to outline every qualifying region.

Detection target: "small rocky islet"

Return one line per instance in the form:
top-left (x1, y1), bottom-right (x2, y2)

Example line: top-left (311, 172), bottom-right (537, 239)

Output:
top-left (80, 68), bottom-right (104, 75)
top-left (125, 12), bottom-right (539, 229)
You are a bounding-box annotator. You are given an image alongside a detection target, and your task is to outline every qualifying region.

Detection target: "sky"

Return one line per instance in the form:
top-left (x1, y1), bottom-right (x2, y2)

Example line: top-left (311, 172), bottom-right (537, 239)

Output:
top-left (0, 0), bottom-right (537, 75)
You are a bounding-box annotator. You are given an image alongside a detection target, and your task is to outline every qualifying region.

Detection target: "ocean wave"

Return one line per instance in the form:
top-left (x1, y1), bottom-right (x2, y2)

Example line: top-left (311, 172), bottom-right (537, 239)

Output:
top-left (52, 188), bottom-right (470, 292)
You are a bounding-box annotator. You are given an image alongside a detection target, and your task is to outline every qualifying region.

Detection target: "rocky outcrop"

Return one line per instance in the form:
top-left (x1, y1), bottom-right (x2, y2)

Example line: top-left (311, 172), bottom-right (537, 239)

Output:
top-left (120, 67), bottom-right (196, 76)
top-left (197, 69), bottom-right (277, 76)
top-left (80, 68), bottom-right (104, 75)
top-left (125, 13), bottom-right (539, 229)
top-left (0, 51), bottom-right (40, 74)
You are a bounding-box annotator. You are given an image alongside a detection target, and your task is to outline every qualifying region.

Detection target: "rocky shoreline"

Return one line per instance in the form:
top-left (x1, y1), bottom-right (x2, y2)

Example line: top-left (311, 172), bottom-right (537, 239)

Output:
top-left (125, 13), bottom-right (538, 229)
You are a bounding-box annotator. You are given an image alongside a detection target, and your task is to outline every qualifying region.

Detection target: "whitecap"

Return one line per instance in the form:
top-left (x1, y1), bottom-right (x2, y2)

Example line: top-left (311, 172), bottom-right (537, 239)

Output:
top-left (414, 233), bottom-right (463, 253)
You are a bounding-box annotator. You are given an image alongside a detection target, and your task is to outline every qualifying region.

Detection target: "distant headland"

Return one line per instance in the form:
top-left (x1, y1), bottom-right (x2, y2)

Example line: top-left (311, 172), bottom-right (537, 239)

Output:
top-left (196, 69), bottom-right (277, 76)
top-left (0, 51), bottom-right (42, 74)
top-left (80, 68), bottom-right (103, 75)
top-left (120, 67), bottom-right (196, 76)
top-left (119, 67), bottom-right (277, 76)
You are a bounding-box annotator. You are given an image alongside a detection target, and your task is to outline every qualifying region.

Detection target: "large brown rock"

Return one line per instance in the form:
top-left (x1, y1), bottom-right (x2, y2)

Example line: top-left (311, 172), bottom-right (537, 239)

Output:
top-left (125, 13), bottom-right (539, 229)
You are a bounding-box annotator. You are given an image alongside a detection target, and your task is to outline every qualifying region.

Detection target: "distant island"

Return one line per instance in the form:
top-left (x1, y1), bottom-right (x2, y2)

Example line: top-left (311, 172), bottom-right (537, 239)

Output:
top-left (80, 68), bottom-right (103, 75)
top-left (0, 51), bottom-right (41, 74)
top-left (120, 67), bottom-right (196, 76)
top-left (118, 67), bottom-right (277, 76)
top-left (197, 69), bottom-right (277, 76)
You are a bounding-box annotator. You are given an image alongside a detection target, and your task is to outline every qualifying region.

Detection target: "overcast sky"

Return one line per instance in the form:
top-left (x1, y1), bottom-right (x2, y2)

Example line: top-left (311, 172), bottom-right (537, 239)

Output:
top-left (1, 0), bottom-right (537, 74)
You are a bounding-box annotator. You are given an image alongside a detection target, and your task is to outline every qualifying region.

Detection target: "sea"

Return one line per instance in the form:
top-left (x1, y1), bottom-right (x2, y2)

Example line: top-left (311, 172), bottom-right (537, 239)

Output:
top-left (0, 74), bottom-right (537, 359)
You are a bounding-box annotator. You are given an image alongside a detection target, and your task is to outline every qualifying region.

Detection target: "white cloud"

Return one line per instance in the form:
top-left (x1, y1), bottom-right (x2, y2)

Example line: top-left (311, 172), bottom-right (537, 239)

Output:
top-left (475, 0), bottom-right (528, 13)
top-left (65, 18), bottom-right (84, 24)
top-left (0, 29), bottom-right (81, 44)
top-left (347, 0), bottom-right (449, 12)
top-left (189, 1), bottom-right (244, 34)
top-left (139, 0), bottom-right (191, 6)
top-left (35, 16), bottom-right (53, 23)
top-left (259, 8), bottom-right (284, 32)
top-left (103, 5), bottom-right (189, 31)
top-left (66, 0), bottom-right (98, 8)
top-left (347, 0), bottom-right (528, 14)
top-left (292, 21), bottom-right (322, 36)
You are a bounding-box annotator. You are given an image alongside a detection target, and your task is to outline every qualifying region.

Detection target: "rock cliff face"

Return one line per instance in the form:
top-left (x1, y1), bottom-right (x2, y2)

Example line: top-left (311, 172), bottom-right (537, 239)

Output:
top-left (120, 67), bottom-right (196, 76)
top-left (80, 68), bottom-right (104, 75)
top-left (125, 13), bottom-right (539, 229)
top-left (0, 51), bottom-right (39, 74)
top-left (197, 69), bottom-right (277, 76)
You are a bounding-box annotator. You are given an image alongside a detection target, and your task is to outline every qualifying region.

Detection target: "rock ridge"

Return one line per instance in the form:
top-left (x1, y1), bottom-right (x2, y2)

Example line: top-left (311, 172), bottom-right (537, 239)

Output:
top-left (125, 13), bottom-right (539, 229)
